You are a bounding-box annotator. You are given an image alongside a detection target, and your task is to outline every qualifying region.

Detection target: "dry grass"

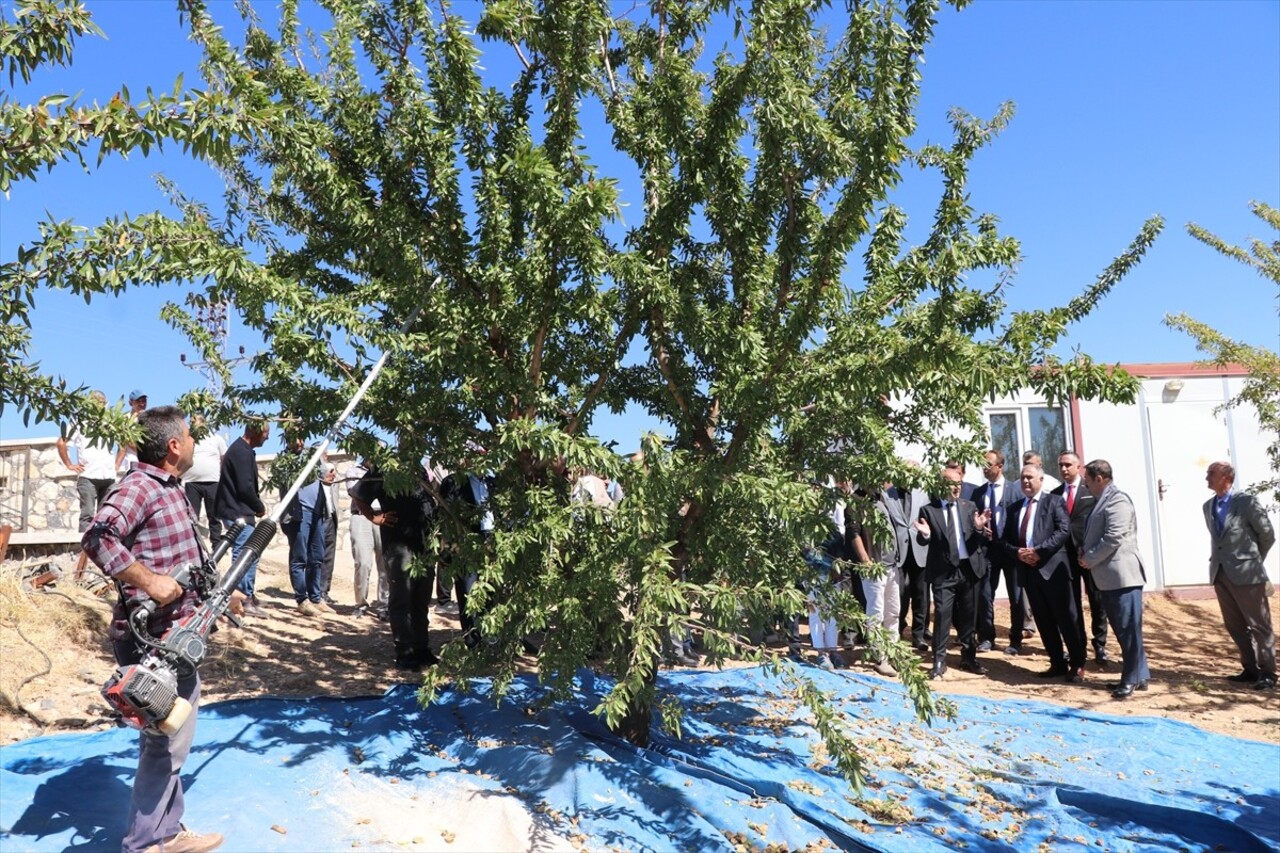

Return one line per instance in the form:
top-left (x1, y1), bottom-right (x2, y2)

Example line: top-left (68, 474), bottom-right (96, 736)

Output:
top-left (0, 565), bottom-right (116, 740)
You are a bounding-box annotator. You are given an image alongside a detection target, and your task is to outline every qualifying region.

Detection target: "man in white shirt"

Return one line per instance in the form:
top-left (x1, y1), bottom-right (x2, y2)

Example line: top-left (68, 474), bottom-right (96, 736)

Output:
top-left (55, 390), bottom-right (118, 576)
top-left (1023, 450), bottom-right (1062, 493)
top-left (996, 464), bottom-right (1084, 683)
top-left (114, 389), bottom-right (148, 474)
top-left (180, 415), bottom-right (228, 545)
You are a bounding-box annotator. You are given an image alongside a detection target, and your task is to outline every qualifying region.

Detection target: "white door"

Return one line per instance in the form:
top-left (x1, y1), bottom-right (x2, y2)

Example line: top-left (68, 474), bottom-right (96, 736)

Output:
top-left (1145, 402), bottom-right (1232, 587)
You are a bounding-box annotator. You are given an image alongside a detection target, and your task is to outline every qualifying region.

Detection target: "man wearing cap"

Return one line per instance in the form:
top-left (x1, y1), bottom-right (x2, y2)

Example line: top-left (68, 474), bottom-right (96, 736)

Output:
top-left (115, 390), bottom-right (148, 473)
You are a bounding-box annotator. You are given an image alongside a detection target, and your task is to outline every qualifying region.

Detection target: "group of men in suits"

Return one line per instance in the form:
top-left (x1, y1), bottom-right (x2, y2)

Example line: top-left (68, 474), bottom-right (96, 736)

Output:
top-left (883, 452), bottom-right (1154, 699)
top-left (872, 451), bottom-right (1277, 699)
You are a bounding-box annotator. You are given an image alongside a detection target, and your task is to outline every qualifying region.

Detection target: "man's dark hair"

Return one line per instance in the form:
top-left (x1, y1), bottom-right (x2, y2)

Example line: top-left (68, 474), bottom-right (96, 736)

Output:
top-left (245, 421), bottom-right (269, 438)
top-left (1084, 459), bottom-right (1114, 482)
top-left (1059, 449), bottom-right (1080, 463)
top-left (1208, 460), bottom-right (1236, 482)
top-left (136, 406), bottom-right (187, 465)
top-left (985, 449), bottom-right (1005, 467)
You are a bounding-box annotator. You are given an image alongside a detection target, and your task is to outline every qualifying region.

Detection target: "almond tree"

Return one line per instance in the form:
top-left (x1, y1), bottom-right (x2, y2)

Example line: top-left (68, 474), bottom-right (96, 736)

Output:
top-left (6, 0), bottom-right (1161, 787)
top-left (0, 0), bottom-right (249, 441)
top-left (1166, 201), bottom-right (1280, 503)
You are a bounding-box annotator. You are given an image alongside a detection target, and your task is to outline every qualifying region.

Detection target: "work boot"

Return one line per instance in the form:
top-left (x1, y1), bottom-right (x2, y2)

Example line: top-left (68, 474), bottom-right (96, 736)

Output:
top-left (313, 599), bottom-right (336, 614)
top-left (141, 828), bottom-right (224, 853)
top-left (297, 600), bottom-right (317, 616)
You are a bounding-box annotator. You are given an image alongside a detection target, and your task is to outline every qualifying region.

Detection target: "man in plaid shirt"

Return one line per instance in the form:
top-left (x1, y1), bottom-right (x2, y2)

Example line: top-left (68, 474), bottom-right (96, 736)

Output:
top-left (84, 406), bottom-right (238, 853)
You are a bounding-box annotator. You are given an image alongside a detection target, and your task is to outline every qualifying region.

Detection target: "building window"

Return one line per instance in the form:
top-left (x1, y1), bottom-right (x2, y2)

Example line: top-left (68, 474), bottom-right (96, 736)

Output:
top-left (989, 412), bottom-right (1021, 466)
top-left (988, 405), bottom-right (1070, 466)
top-left (1029, 406), bottom-right (1069, 464)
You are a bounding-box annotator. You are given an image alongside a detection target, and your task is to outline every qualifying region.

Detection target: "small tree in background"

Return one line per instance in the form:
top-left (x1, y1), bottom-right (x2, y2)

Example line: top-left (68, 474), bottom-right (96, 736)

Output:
top-left (6, 0), bottom-right (1162, 788)
top-left (1166, 201), bottom-right (1280, 505)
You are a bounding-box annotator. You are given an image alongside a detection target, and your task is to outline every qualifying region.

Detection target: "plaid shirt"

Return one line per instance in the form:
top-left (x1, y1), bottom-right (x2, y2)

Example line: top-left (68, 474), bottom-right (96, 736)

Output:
top-left (83, 461), bottom-right (204, 639)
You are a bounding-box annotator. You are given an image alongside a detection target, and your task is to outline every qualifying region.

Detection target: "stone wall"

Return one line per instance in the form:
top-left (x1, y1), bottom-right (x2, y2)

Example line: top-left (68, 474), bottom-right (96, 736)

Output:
top-left (0, 436), bottom-right (358, 563)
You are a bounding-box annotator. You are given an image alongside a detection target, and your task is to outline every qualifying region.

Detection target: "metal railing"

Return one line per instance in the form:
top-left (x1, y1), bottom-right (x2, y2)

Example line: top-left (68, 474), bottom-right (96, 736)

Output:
top-left (0, 445), bottom-right (32, 533)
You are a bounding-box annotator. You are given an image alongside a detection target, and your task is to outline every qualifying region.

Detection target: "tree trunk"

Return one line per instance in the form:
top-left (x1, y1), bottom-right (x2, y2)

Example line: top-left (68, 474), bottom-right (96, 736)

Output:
top-left (615, 663), bottom-right (656, 747)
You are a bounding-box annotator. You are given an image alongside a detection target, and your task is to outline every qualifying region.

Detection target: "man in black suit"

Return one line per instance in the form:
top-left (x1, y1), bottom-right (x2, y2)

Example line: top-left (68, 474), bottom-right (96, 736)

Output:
top-left (215, 420), bottom-right (270, 614)
top-left (996, 463), bottom-right (1085, 683)
top-left (1054, 450), bottom-right (1110, 667)
top-left (974, 449), bottom-right (1025, 654)
top-left (913, 466), bottom-right (990, 679)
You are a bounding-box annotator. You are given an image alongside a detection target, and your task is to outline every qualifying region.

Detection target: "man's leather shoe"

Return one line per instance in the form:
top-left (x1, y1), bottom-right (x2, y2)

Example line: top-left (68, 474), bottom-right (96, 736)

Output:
top-left (928, 664), bottom-right (947, 680)
top-left (1065, 667), bottom-right (1085, 684)
top-left (1110, 680), bottom-right (1148, 691)
top-left (1037, 665), bottom-right (1069, 678)
top-left (959, 659), bottom-right (988, 676)
top-left (1254, 676), bottom-right (1277, 691)
top-left (395, 649), bottom-right (439, 672)
top-left (915, 641), bottom-right (930, 652)
top-left (1112, 681), bottom-right (1147, 699)
top-left (141, 829), bottom-right (224, 853)
top-left (1227, 670), bottom-right (1261, 683)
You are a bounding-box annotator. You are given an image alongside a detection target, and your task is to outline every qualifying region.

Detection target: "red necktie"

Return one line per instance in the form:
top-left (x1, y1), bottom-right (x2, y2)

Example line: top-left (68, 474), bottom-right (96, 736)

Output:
top-left (1066, 483), bottom-right (1075, 514)
top-left (1019, 498), bottom-right (1036, 547)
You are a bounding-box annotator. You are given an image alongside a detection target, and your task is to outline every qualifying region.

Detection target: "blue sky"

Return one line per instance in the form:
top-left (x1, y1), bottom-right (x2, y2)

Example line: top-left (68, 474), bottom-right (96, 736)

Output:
top-left (2, 0), bottom-right (1277, 452)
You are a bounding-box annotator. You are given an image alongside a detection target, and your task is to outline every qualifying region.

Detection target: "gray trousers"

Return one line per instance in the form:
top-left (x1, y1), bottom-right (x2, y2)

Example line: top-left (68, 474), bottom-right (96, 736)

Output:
top-left (113, 639), bottom-right (200, 853)
top-left (1214, 575), bottom-right (1277, 679)
top-left (77, 477), bottom-right (115, 532)
top-left (350, 513), bottom-right (389, 610)
top-left (320, 512), bottom-right (337, 598)
top-left (1100, 586), bottom-right (1150, 688)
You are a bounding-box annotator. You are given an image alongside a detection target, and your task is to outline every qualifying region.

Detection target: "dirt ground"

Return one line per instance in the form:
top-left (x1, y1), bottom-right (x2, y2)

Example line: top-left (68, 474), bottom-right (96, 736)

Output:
top-left (2, 551), bottom-right (1277, 748)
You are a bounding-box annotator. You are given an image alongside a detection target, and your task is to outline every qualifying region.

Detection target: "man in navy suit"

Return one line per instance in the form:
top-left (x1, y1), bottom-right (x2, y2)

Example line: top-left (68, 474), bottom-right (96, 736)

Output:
top-left (913, 466), bottom-right (990, 679)
top-left (996, 463), bottom-right (1085, 682)
top-left (974, 449), bottom-right (1025, 654)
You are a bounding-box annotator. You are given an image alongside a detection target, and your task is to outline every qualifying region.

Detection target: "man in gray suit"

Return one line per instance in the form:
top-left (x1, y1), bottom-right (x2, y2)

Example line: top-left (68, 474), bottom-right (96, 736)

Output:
top-left (1204, 461), bottom-right (1276, 691)
top-left (887, 477), bottom-right (931, 651)
top-left (1078, 460), bottom-right (1150, 699)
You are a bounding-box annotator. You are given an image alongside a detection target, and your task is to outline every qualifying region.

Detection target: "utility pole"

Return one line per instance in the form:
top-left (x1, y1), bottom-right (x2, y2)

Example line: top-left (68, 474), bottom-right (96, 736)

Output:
top-left (179, 301), bottom-right (250, 401)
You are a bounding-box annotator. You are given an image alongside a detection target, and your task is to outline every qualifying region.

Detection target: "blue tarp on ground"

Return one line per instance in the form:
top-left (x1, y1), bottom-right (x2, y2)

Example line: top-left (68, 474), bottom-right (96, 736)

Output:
top-left (3, 665), bottom-right (1278, 852)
